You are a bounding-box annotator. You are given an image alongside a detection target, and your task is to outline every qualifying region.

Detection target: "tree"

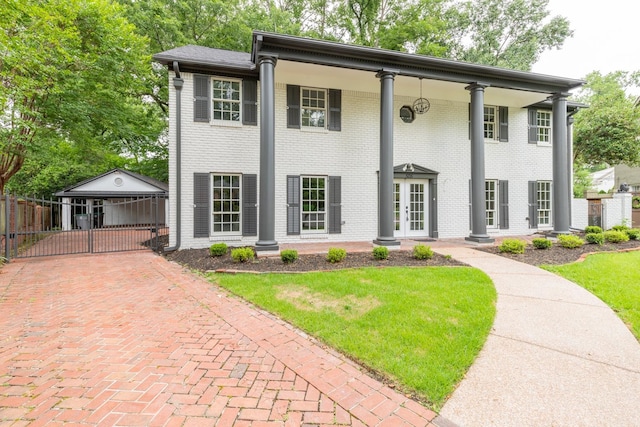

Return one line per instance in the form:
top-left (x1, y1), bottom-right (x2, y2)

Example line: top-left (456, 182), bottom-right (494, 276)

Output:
top-left (448, 0), bottom-right (572, 71)
top-left (573, 71), bottom-right (640, 167)
top-left (0, 0), bottom-right (163, 193)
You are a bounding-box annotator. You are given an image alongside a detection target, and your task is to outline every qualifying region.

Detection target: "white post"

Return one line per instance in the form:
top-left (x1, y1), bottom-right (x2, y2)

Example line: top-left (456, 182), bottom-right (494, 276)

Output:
top-left (62, 198), bottom-right (72, 231)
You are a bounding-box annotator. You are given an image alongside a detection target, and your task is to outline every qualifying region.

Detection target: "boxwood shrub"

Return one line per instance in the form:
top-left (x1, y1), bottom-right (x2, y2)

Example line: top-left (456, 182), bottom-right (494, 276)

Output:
top-left (413, 244), bottom-right (434, 260)
top-left (604, 230), bottom-right (629, 243)
top-left (585, 232), bottom-right (604, 245)
top-left (231, 247), bottom-right (255, 263)
top-left (557, 234), bottom-right (584, 249)
top-left (625, 228), bottom-right (640, 240)
top-left (372, 246), bottom-right (389, 260)
top-left (280, 249), bottom-right (298, 264)
top-left (209, 242), bottom-right (228, 257)
top-left (498, 239), bottom-right (526, 254)
top-left (326, 247), bottom-right (347, 263)
top-left (584, 225), bottom-right (603, 234)
top-left (532, 238), bottom-right (552, 249)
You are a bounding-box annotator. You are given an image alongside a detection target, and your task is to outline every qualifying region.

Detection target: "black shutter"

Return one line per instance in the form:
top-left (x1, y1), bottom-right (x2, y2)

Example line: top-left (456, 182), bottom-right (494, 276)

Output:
top-left (528, 181), bottom-right (538, 228)
top-left (287, 85), bottom-right (300, 129)
top-left (329, 176), bottom-right (341, 233)
top-left (328, 89), bottom-right (342, 131)
top-left (499, 106), bottom-right (509, 142)
top-left (528, 108), bottom-right (538, 144)
top-left (429, 180), bottom-right (438, 238)
top-left (499, 180), bottom-right (509, 229)
top-left (468, 103), bottom-right (471, 140)
top-left (287, 175), bottom-right (300, 235)
top-left (193, 173), bottom-right (210, 237)
top-left (469, 179), bottom-right (472, 230)
top-left (194, 75), bottom-right (210, 122)
top-left (242, 174), bottom-right (257, 236)
top-left (242, 79), bottom-right (258, 126)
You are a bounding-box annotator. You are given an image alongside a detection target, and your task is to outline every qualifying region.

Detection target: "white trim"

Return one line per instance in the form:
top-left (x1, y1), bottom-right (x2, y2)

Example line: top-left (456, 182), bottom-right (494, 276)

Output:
top-left (211, 76), bottom-right (242, 124)
top-left (210, 173), bottom-right (243, 236)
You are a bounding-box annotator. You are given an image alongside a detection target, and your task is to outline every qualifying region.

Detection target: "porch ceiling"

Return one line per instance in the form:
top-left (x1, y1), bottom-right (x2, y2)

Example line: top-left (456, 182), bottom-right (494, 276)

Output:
top-left (276, 61), bottom-right (549, 107)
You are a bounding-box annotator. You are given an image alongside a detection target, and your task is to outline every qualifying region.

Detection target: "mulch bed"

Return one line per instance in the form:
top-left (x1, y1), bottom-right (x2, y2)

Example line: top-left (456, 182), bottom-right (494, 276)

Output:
top-left (477, 239), bottom-right (640, 266)
top-left (164, 248), bottom-right (465, 273)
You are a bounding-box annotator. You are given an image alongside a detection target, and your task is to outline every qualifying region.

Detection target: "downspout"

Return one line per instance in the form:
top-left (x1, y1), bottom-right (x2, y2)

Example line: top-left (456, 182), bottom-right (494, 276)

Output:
top-left (164, 61), bottom-right (183, 252)
top-left (567, 109), bottom-right (578, 230)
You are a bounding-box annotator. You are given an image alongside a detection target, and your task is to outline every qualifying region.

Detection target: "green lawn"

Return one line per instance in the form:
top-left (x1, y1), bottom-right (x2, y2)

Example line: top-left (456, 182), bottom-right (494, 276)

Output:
top-left (543, 251), bottom-right (640, 341)
top-left (210, 266), bottom-right (495, 410)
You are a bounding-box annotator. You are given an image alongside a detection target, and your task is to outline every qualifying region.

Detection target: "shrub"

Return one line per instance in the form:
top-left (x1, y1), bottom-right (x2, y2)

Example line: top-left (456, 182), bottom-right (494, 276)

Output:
top-left (585, 233), bottom-right (604, 245)
top-left (209, 242), bottom-right (228, 257)
top-left (413, 244), bottom-right (434, 260)
top-left (611, 224), bottom-right (629, 232)
top-left (326, 247), bottom-right (347, 263)
top-left (498, 239), bottom-right (526, 254)
top-left (280, 249), bottom-right (298, 264)
top-left (626, 228), bottom-right (640, 240)
top-left (604, 230), bottom-right (629, 243)
top-left (557, 234), bottom-right (584, 249)
top-left (532, 238), bottom-right (552, 249)
top-left (231, 247), bottom-right (255, 263)
top-left (373, 246), bottom-right (389, 260)
top-left (584, 225), bottom-right (603, 234)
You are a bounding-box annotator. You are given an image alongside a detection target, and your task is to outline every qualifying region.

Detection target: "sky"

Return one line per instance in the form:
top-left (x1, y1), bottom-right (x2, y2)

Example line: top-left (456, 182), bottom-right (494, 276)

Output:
top-left (531, 0), bottom-right (640, 88)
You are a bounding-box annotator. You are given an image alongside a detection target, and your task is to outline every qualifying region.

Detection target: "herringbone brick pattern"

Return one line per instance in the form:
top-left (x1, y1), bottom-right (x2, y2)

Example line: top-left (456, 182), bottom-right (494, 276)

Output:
top-left (0, 252), bottom-right (437, 426)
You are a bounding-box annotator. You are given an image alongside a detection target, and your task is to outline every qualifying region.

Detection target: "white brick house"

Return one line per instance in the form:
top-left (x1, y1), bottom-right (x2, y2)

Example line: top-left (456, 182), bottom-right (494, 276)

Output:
top-left (153, 32), bottom-right (584, 252)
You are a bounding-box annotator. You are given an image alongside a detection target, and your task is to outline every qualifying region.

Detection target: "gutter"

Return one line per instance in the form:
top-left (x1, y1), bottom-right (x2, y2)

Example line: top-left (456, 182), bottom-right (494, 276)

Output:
top-left (164, 61), bottom-right (183, 253)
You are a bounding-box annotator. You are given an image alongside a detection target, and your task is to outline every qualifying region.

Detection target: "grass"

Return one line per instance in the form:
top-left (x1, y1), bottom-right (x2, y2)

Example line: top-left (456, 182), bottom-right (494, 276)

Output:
top-left (543, 251), bottom-right (640, 341)
top-left (210, 266), bottom-right (496, 410)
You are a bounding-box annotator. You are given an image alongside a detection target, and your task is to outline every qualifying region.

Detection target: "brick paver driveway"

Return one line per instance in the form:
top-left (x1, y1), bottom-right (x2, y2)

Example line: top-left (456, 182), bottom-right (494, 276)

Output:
top-left (0, 251), bottom-right (437, 426)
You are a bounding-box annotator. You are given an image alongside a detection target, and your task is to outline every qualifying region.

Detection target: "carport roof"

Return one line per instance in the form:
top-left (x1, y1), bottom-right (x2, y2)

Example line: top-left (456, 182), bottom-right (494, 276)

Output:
top-left (55, 169), bottom-right (168, 198)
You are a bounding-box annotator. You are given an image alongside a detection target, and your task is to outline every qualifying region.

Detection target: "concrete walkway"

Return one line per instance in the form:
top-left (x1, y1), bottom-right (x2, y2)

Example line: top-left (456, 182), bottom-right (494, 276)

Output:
top-left (433, 246), bottom-right (640, 427)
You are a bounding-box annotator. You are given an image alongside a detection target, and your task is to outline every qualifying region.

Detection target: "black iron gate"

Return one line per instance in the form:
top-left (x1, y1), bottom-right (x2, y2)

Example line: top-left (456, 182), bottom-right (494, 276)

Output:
top-left (2, 194), bottom-right (167, 261)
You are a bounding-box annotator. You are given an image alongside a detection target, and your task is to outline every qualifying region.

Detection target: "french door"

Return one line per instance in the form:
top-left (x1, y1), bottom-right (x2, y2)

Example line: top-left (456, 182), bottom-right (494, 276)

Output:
top-left (394, 180), bottom-right (429, 238)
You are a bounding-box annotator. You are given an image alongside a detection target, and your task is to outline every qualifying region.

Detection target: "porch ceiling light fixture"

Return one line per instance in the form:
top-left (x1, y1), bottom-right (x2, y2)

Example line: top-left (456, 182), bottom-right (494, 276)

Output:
top-left (413, 78), bottom-right (430, 114)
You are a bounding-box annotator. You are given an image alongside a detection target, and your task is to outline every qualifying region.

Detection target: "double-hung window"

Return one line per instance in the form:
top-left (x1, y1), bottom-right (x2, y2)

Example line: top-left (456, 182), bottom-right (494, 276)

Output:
top-left (537, 181), bottom-right (552, 226)
top-left (301, 88), bottom-right (326, 129)
top-left (212, 78), bottom-right (241, 123)
top-left (485, 180), bottom-right (497, 228)
top-left (301, 176), bottom-right (326, 232)
top-left (212, 174), bottom-right (241, 234)
top-left (484, 106), bottom-right (497, 139)
top-left (536, 111), bottom-right (552, 144)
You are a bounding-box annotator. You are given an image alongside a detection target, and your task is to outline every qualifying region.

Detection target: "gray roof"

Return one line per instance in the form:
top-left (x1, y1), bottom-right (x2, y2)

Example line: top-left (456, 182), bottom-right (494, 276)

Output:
top-left (55, 168), bottom-right (168, 198)
top-left (153, 45), bottom-right (254, 72)
top-left (153, 31), bottom-right (585, 95)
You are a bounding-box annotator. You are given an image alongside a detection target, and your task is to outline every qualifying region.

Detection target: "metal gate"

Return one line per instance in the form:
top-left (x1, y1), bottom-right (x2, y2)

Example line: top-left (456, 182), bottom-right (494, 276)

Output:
top-left (2, 194), bottom-right (168, 261)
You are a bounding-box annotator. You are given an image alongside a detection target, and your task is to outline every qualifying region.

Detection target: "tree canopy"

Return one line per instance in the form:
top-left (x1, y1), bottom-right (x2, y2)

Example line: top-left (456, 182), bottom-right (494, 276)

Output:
top-left (2, 0), bottom-right (576, 195)
top-left (573, 71), bottom-right (640, 167)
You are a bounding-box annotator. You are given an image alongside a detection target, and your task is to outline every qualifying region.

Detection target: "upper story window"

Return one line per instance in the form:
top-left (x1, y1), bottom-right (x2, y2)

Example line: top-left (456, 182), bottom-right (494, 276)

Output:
top-left (301, 88), bottom-right (326, 128)
top-left (468, 105), bottom-right (508, 142)
top-left (528, 108), bottom-right (552, 145)
top-left (212, 79), bottom-right (241, 122)
top-left (484, 106), bottom-right (497, 139)
top-left (536, 111), bottom-right (552, 144)
top-left (193, 74), bottom-right (258, 126)
top-left (287, 85), bottom-right (341, 131)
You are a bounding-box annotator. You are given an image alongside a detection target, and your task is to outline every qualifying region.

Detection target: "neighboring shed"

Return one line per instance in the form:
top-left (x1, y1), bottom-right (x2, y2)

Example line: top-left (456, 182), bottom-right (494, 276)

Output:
top-left (55, 169), bottom-right (168, 230)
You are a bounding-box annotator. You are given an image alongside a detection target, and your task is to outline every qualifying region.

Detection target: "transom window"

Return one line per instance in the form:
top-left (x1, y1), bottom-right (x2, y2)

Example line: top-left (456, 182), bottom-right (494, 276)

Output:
top-left (537, 181), bottom-right (552, 226)
top-left (212, 78), bottom-right (241, 122)
top-left (484, 106), bottom-right (497, 139)
top-left (301, 88), bottom-right (326, 128)
top-left (212, 174), bottom-right (241, 234)
top-left (536, 111), bottom-right (552, 144)
top-left (485, 180), bottom-right (497, 228)
top-left (301, 176), bottom-right (326, 232)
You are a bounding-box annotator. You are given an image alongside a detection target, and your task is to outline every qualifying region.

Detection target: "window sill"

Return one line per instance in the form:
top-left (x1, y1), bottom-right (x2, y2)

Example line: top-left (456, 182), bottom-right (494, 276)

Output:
top-left (300, 234), bottom-right (328, 239)
top-left (209, 235), bottom-right (242, 241)
top-left (211, 120), bottom-right (242, 128)
top-left (537, 142), bottom-right (552, 147)
top-left (300, 126), bottom-right (328, 134)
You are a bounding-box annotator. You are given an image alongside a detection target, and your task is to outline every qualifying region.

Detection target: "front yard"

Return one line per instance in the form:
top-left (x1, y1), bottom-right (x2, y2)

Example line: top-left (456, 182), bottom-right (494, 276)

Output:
top-left (209, 267), bottom-right (496, 410)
